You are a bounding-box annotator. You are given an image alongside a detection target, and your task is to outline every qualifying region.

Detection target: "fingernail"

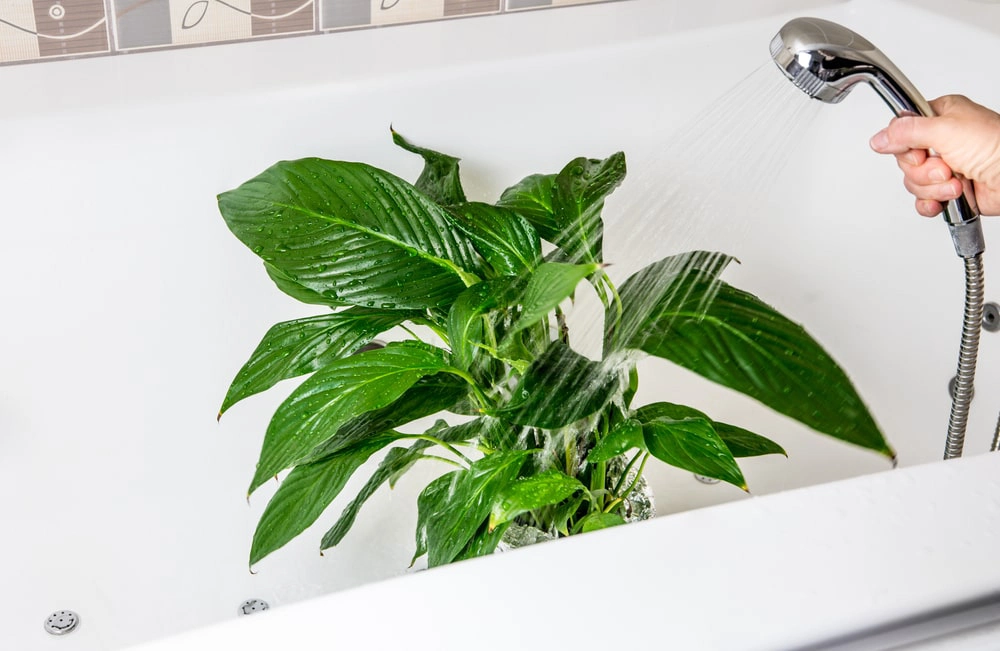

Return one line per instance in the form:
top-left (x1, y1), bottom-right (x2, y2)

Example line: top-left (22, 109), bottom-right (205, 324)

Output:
top-left (930, 168), bottom-right (948, 182)
top-left (870, 130), bottom-right (889, 151)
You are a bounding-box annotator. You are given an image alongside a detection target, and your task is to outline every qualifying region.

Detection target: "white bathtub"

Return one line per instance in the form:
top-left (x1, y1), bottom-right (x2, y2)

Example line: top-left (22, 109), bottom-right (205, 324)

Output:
top-left (3, 0), bottom-right (1000, 648)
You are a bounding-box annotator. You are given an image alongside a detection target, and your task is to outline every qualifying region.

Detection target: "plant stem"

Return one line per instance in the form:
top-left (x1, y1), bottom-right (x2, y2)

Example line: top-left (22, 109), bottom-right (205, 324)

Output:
top-left (420, 454), bottom-right (466, 470)
top-left (555, 307), bottom-right (569, 344)
top-left (612, 449), bottom-right (644, 495)
top-left (410, 314), bottom-right (451, 345)
top-left (402, 435), bottom-right (473, 466)
top-left (443, 368), bottom-right (492, 411)
top-left (602, 273), bottom-right (624, 350)
top-left (605, 453), bottom-right (649, 514)
top-left (565, 431), bottom-right (576, 477)
top-left (400, 324), bottom-right (428, 344)
top-left (592, 460), bottom-right (607, 512)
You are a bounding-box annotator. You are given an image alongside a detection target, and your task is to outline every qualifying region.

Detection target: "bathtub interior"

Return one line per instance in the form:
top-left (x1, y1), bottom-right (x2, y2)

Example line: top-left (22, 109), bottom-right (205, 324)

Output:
top-left (3, 0), bottom-right (1000, 648)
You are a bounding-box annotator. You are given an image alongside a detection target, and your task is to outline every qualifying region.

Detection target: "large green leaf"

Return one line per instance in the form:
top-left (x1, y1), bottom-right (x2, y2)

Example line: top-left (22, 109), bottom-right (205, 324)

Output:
top-left (636, 403), bottom-right (747, 490)
top-left (447, 278), bottom-right (521, 372)
top-left (218, 158), bottom-right (480, 310)
top-left (594, 399), bottom-right (784, 461)
top-left (714, 422), bottom-right (787, 458)
top-left (588, 418), bottom-right (643, 463)
top-left (249, 433), bottom-right (397, 567)
top-left (489, 470), bottom-right (586, 530)
top-left (320, 417), bottom-right (489, 550)
top-left (497, 173), bottom-right (557, 235)
top-left (391, 128), bottom-right (467, 206)
top-left (414, 450), bottom-right (529, 567)
top-left (505, 262), bottom-right (601, 340)
top-left (220, 308), bottom-right (412, 416)
top-left (499, 341), bottom-right (620, 429)
top-left (608, 250), bottom-right (735, 354)
top-left (622, 268), bottom-right (892, 457)
top-left (548, 153), bottom-right (626, 264)
top-left (445, 203), bottom-right (541, 276)
top-left (496, 153), bottom-right (626, 265)
top-left (265, 262), bottom-right (346, 307)
top-left (249, 342), bottom-right (453, 494)
top-left (306, 373), bottom-right (468, 461)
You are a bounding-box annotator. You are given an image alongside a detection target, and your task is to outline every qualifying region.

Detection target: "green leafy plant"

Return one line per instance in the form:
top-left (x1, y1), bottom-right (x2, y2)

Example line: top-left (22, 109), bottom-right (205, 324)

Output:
top-left (217, 129), bottom-right (894, 569)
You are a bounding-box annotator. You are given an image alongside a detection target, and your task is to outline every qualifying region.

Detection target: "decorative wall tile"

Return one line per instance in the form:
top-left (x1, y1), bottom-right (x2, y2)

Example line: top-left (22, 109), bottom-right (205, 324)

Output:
top-left (1, 0), bottom-right (622, 65)
top-left (1, 0), bottom-right (110, 63)
top-left (167, 0), bottom-right (251, 45)
top-left (251, 0), bottom-right (314, 36)
top-left (444, 0), bottom-right (501, 17)
top-left (116, 0), bottom-right (172, 49)
top-left (321, 0), bottom-right (368, 29)
top-left (368, 0), bottom-right (446, 27)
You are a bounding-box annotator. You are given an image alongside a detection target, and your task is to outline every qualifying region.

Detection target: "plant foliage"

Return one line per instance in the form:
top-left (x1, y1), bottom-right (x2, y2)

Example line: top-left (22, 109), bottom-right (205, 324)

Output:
top-left (217, 131), bottom-right (894, 569)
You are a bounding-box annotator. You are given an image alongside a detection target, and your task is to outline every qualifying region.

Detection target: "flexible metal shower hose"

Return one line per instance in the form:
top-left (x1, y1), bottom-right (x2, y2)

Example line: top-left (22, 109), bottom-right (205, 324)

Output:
top-left (944, 254), bottom-right (986, 459)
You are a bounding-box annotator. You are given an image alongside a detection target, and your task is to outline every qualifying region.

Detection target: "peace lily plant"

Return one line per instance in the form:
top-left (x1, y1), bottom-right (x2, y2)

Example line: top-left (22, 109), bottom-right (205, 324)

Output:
top-left (217, 130), bottom-right (894, 569)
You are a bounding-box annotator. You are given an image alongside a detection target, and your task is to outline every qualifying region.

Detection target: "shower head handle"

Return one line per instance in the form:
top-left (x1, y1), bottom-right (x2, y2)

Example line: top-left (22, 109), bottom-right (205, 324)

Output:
top-left (771, 17), bottom-right (984, 256)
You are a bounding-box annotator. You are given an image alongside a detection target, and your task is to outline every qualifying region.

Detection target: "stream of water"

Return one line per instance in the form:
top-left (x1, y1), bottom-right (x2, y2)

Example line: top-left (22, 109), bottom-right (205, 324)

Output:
top-left (566, 62), bottom-right (825, 355)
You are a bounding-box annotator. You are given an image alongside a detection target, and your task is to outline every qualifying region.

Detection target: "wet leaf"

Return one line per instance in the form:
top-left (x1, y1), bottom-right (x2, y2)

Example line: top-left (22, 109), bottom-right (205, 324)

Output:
top-left (637, 402), bottom-right (747, 490)
top-left (588, 418), bottom-right (644, 463)
top-left (621, 262), bottom-right (892, 458)
top-left (265, 262), bottom-right (346, 307)
top-left (499, 341), bottom-right (619, 429)
top-left (249, 342), bottom-right (453, 494)
top-left (496, 173), bottom-right (556, 234)
top-left (579, 512), bottom-right (625, 533)
top-left (220, 308), bottom-right (413, 416)
top-left (414, 450), bottom-right (530, 567)
top-left (306, 374), bottom-right (468, 461)
top-left (489, 470), bottom-right (586, 530)
top-left (447, 277), bottom-right (522, 371)
top-left (250, 433), bottom-right (398, 567)
top-left (320, 417), bottom-right (485, 550)
top-left (497, 153), bottom-right (626, 265)
top-left (505, 261), bottom-right (600, 339)
top-left (391, 128), bottom-right (467, 205)
top-left (714, 422), bottom-right (787, 458)
top-left (218, 158), bottom-right (481, 310)
top-left (445, 202), bottom-right (541, 276)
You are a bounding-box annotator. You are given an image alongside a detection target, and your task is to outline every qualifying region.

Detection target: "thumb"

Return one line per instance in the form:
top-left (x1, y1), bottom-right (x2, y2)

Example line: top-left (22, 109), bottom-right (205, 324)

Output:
top-left (870, 114), bottom-right (945, 154)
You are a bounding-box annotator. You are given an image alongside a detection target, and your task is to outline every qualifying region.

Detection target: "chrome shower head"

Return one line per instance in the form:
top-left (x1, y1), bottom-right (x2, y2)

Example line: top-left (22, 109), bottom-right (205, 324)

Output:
top-left (769, 17), bottom-right (932, 115)
top-left (770, 17), bottom-right (984, 257)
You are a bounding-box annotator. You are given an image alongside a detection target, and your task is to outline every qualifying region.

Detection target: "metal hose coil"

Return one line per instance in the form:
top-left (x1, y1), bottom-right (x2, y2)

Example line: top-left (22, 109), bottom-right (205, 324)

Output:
top-left (945, 254), bottom-right (985, 459)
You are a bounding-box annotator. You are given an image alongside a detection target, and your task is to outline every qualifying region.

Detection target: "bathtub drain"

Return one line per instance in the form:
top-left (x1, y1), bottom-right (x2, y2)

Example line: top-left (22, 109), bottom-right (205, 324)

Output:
top-left (44, 610), bottom-right (79, 635)
top-left (239, 599), bottom-right (270, 616)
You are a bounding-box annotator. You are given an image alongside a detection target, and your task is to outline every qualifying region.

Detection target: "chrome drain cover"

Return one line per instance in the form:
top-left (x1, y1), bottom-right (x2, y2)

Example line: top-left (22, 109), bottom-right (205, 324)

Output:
top-left (44, 610), bottom-right (79, 635)
top-left (239, 599), bottom-right (270, 616)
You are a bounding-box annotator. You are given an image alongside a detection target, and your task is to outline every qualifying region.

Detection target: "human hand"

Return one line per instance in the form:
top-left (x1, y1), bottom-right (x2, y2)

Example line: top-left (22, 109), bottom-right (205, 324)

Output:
top-left (869, 94), bottom-right (1000, 217)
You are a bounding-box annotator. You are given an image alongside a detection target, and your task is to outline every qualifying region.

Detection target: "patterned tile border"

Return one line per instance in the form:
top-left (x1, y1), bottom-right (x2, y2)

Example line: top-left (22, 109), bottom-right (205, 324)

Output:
top-left (0, 0), bottom-right (621, 65)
